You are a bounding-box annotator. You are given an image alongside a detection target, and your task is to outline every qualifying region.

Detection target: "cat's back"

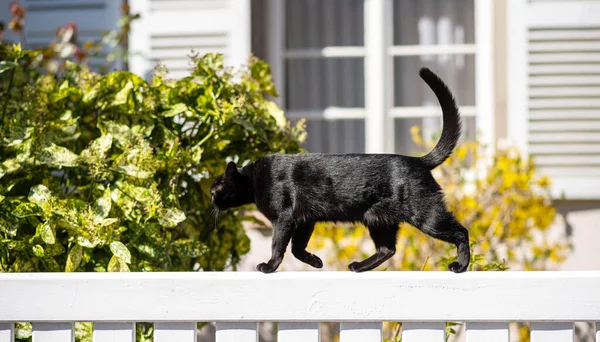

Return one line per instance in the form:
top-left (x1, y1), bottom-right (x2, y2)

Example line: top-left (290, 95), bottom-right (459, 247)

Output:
top-left (258, 152), bottom-right (424, 183)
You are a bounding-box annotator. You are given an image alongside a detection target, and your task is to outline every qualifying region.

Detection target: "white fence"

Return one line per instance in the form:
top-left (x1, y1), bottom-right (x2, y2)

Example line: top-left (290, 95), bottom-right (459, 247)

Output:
top-left (1, 271), bottom-right (600, 342)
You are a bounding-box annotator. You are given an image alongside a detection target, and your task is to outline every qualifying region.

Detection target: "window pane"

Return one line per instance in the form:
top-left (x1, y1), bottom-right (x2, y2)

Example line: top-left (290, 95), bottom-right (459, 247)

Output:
top-left (392, 0), bottom-right (475, 46)
top-left (298, 119), bottom-right (366, 154)
top-left (251, 0), bottom-right (269, 61)
top-left (393, 54), bottom-right (475, 107)
top-left (285, 58), bottom-right (365, 109)
top-left (286, 0), bottom-right (364, 48)
top-left (394, 116), bottom-right (476, 155)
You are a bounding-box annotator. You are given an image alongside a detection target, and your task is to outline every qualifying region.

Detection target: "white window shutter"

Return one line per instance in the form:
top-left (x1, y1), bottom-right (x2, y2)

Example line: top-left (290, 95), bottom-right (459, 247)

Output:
top-left (22, 0), bottom-right (122, 70)
top-left (129, 0), bottom-right (251, 80)
top-left (508, 0), bottom-right (600, 199)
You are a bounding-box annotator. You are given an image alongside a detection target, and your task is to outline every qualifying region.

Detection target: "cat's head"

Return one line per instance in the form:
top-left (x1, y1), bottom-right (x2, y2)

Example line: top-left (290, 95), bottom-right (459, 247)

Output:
top-left (210, 161), bottom-right (253, 210)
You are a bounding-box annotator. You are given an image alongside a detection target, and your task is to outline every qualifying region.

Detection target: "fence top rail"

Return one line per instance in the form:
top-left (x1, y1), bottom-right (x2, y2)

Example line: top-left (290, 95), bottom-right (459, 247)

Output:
top-left (1, 271), bottom-right (600, 322)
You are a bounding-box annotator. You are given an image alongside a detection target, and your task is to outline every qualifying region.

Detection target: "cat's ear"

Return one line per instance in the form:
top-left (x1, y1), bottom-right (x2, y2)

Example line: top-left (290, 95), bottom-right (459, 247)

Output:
top-left (225, 161), bottom-right (239, 177)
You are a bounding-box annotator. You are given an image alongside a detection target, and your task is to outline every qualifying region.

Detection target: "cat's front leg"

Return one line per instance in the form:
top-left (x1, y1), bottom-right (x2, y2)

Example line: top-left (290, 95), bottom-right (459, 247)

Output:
top-left (256, 216), bottom-right (295, 273)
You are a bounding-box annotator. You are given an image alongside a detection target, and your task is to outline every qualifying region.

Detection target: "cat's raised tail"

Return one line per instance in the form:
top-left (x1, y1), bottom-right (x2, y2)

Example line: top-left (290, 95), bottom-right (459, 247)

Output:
top-left (417, 67), bottom-right (462, 170)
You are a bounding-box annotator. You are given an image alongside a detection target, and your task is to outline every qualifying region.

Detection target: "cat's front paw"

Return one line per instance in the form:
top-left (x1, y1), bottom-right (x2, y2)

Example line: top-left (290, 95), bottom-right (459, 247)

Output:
top-left (256, 262), bottom-right (276, 274)
top-left (309, 255), bottom-right (324, 269)
top-left (448, 262), bottom-right (468, 273)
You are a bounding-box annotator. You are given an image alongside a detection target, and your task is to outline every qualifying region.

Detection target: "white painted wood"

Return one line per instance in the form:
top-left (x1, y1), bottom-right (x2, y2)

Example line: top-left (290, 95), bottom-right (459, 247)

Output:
top-left (401, 322), bottom-right (445, 342)
top-left (529, 132), bottom-right (600, 143)
top-left (529, 120), bottom-right (600, 131)
top-left (529, 64), bottom-right (600, 75)
top-left (0, 323), bottom-right (13, 342)
top-left (529, 87), bottom-right (600, 97)
top-left (93, 323), bottom-right (135, 342)
top-left (466, 322), bottom-right (509, 342)
top-left (128, 0), bottom-right (251, 79)
top-left (530, 322), bottom-right (573, 342)
top-left (529, 98), bottom-right (600, 109)
top-left (216, 323), bottom-right (257, 342)
top-left (550, 177), bottom-right (600, 199)
top-left (128, 0), bottom-right (151, 78)
top-left (529, 143), bottom-right (600, 154)
top-left (388, 44), bottom-right (477, 56)
top-left (507, 0), bottom-right (529, 154)
top-left (2, 272), bottom-right (600, 322)
top-left (475, 0), bottom-right (495, 152)
top-left (154, 322), bottom-right (196, 342)
top-left (536, 153), bottom-right (600, 164)
top-left (529, 52), bottom-right (600, 64)
top-left (285, 108), bottom-right (366, 120)
top-left (277, 323), bottom-right (319, 342)
top-left (539, 167), bottom-right (600, 177)
top-left (529, 41), bottom-right (600, 52)
top-left (267, 0), bottom-right (284, 108)
top-left (364, 0), bottom-right (393, 153)
top-left (527, 1), bottom-right (600, 27)
top-left (151, 0), bottom-right (226, 11)
top-left (529, 109), bottom-right (600, 120)
top-left (284, 47), bottom-right (366, 59)
top-left (228, 0), bottom-right (251, 67)
top-left (390, 106), bottom-right (478, 118)
top-left (340, 322), bottom-right (382, 342)
top-left (529, 29), bottom-right (600, 40)
top-left (529, 76), bottom-right (600, 87)
top-left (596, 322), bottom-right (600, 342)
top-left (510, 0), bottom-right (600, 200)
top-left (33, 323), bottom-right (74, 342)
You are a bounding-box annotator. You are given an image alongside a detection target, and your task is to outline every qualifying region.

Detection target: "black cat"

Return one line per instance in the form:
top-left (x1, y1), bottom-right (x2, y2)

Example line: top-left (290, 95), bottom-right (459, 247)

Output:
top-left (210, 68), bottom-right (470, 274)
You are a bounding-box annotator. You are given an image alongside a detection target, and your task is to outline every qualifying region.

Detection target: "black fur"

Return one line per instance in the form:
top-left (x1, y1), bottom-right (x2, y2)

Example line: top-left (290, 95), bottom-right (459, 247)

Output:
top-left (210, 68), bottom-right (470, 274)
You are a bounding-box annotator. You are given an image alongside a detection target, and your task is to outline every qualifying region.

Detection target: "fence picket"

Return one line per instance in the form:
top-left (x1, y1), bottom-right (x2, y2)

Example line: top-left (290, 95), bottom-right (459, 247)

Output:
top-left (0, 323), bottom-right (13, 342)
top-left (33, 323), bottom-right (74, 342)
top-left (215, 322), bottom-right (258, 342)
top-left (401, 322), bottom-right (445, 342)
top-left (93, 323), bottom-right (135, 342)
top-left (530, 322), bottom-right (573, 342)
top-left (596, 322), bottom-right (600, 341)
top-left (339, 322), bottom-right (382, 342)
top-left (466, 322), bottom-right (509, 342)
top-left (154, 322), bottom-right (196, 342)
top-left (278, 323), bottom-right (320, 342)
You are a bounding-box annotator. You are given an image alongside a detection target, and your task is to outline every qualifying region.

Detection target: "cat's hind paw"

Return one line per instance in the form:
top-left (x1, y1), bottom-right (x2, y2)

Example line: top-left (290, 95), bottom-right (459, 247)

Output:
top-left (448, 261), bottom-right (468, 273)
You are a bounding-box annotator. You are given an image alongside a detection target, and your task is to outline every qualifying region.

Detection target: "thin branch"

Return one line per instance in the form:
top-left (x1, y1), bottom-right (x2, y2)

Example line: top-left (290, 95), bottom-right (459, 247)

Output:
top-left (1, 67), bottom-right (16, 122)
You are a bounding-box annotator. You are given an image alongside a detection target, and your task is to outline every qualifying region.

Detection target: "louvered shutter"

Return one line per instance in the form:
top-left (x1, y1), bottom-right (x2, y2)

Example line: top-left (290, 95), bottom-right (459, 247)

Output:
top-left (129, 0), bottom-right (250, 80)
top-left (508, 0), bottom-right (600, 199)
top-left (22, 0), bottom-right (122, 70)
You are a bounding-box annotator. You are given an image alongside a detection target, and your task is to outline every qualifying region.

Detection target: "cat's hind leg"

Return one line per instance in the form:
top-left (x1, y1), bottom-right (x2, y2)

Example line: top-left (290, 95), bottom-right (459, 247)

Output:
top-left (414, 210), bottom-right (470, 273)
top-left (291, 221), bottom-right (323, 269)
top-left (347, 223), bottom-right (398, 272)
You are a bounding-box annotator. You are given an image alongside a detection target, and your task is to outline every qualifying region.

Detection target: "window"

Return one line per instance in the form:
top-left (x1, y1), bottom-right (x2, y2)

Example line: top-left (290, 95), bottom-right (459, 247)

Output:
top-left (255, 0), bottom-right (493, 155)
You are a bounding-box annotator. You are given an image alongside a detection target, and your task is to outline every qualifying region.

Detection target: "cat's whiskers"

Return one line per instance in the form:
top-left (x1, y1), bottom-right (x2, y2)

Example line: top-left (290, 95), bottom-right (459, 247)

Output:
top-left (210, 207), bottom-right (220, 231)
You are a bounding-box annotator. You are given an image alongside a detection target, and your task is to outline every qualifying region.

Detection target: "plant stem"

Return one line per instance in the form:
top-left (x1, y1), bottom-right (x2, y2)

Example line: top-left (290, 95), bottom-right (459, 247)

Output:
top-left (1, 67), bottom-right (16, 122)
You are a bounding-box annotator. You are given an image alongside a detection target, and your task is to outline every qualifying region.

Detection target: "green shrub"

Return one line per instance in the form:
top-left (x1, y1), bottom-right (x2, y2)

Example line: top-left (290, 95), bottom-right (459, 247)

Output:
top-left (0, 43), bottom-right (306, 273)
